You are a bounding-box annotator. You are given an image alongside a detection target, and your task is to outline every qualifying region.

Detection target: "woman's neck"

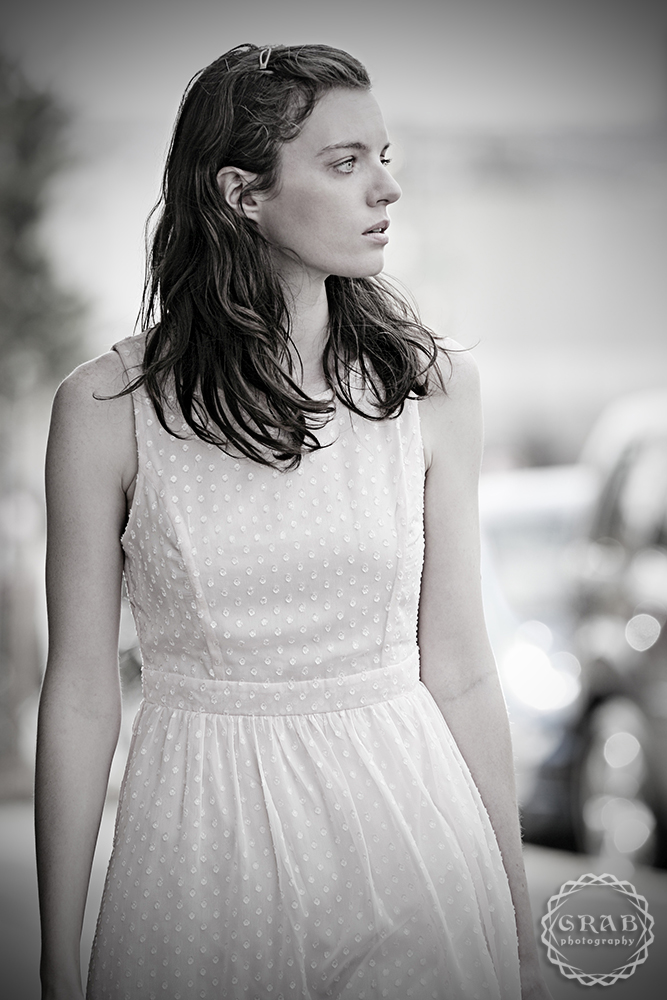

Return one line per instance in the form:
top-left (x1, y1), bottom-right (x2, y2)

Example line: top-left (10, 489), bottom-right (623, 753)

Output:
top-left (281, 270), bottom-right (330, 393)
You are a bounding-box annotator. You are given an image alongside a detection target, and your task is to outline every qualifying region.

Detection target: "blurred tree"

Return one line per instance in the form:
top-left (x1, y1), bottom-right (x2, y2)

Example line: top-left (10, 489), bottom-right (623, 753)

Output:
top-left (0, 51), bottom-right (85, 794)
top-left (0, 53), bottom-right (83, 396)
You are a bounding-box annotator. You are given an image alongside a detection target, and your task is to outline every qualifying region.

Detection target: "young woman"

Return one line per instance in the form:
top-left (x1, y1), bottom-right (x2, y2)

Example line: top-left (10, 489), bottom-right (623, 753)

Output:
top-left (36, 43), bottom-right (551, 1000)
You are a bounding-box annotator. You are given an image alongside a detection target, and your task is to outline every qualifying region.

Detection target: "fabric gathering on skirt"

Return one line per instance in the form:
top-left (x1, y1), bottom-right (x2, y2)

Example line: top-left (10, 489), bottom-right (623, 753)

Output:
top-left (86, 334), bottom-right (522, 1000)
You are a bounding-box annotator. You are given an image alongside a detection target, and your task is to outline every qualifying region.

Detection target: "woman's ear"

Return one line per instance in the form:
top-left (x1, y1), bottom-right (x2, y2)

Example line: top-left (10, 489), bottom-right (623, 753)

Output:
top-left (216, 166), bottom-right (263, 221)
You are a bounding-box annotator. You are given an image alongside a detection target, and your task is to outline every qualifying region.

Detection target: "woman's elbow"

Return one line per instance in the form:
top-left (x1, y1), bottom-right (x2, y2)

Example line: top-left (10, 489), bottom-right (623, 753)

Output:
top-left (38, 654), bottom-right (123, 732)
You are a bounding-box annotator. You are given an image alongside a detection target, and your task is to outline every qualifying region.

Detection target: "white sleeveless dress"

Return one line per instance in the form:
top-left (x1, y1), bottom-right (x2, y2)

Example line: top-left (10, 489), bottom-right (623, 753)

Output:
top-left (86, 334), bottom-right (521, 1000)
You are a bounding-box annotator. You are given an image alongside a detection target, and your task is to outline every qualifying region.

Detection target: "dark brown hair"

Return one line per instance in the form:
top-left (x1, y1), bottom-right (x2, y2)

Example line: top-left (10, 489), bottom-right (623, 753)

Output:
top-left (126, 43), bottom-right (444, 467)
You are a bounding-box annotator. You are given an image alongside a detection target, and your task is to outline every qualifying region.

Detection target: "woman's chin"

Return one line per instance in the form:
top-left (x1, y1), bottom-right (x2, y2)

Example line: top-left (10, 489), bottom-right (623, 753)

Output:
top-left (333, 259), bottom-right (387, 281)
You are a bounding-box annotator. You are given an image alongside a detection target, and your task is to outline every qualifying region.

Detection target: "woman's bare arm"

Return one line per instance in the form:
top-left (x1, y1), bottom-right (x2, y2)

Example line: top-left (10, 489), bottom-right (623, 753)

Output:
top-left (418, 347), bottom-right (551, 1000)
top-left (36, 352), bottom-right (137, 999)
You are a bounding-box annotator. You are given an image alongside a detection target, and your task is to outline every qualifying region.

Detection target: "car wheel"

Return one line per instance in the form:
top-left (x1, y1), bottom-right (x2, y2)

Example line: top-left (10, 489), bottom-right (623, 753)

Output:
top-left (574, 697), bottom-right (659, 865)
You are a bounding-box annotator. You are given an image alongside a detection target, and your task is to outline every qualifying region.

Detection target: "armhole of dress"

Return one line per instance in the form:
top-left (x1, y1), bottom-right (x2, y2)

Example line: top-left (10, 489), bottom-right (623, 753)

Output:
top-left (112, 339), bottom-right (145, 550)
top-left (412, 396), bottom-right (427, 482)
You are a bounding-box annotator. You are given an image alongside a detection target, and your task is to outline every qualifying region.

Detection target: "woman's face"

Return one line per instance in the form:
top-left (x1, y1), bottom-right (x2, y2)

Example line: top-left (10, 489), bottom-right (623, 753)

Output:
top-left (254, 88), bottom-right (401, 283)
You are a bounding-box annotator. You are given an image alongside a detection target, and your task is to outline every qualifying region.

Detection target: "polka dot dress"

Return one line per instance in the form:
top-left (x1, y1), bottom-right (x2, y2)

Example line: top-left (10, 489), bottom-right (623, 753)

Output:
top-left (86, 335), bottom-right (521, 1000)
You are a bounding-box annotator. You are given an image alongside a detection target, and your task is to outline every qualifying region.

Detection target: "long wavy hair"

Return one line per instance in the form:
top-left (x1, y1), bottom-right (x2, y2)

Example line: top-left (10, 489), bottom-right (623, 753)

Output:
top-left (123, 43), bottom-right (445, 468)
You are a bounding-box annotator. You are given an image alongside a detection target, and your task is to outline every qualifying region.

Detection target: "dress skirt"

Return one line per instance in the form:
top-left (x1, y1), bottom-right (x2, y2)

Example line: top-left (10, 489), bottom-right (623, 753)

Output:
top-left (87, 654), bottom-right (521, 999)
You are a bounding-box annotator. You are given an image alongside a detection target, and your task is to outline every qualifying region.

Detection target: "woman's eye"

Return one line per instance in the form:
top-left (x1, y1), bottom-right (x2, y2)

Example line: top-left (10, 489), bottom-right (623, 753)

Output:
top-left (380, 157), bottom-right (392, 167)
top-left (334, 158), bottom-right (356, 174)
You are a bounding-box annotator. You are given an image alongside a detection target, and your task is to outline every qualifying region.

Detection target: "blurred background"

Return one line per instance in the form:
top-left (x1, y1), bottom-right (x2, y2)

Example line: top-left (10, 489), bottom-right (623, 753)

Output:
top-left (1, 0), bottom-right (667, 997)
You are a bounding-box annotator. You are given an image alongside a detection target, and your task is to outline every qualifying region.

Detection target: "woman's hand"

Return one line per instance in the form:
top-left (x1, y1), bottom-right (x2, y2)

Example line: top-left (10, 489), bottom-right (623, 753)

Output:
top-left (41, 977), bottom-right (86, 1000)
top-left (520, 961), bottom-right (555, 1000)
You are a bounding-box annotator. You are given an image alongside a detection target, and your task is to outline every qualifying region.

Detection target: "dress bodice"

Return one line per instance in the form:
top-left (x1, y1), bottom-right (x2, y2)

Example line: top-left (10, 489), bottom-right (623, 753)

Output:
top-left (116, 335), bottom-right (425, 694)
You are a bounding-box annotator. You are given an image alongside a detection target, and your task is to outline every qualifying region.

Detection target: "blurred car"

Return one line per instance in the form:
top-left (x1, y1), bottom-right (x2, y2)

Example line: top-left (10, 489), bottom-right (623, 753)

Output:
top-left (569, 389), bottom-right (667, 866)
top-left (486, 391), bottom-right (667, 866)
top-left (479, 465), bottom-right (598, 845)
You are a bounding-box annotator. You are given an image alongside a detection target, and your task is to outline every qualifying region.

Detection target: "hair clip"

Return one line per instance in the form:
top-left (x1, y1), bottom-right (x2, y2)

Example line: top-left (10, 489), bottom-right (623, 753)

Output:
top-left (258, 47), bottom-right (272, 71)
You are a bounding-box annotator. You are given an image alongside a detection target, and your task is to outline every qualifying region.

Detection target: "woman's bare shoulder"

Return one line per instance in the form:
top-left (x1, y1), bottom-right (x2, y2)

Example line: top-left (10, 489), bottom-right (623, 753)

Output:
top-left (49, 349), bottom-right (137, 491)
top-left (431, 338), bottom-right (480, 399)
top-left (54, 349), bottom-right (130, 405)
top-left (419, 340), bottom-right (481, 470)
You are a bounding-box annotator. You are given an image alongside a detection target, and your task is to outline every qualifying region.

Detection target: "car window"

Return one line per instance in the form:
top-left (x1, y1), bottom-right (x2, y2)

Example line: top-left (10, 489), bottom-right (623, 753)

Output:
top-left (609, 438), bottom-right (667, 551)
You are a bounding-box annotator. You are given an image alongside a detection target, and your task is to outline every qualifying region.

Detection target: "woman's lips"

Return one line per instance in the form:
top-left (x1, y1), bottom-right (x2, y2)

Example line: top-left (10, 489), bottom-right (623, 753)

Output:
top-left (362, 219), bottom-right (390, 244)
top-left (363, 231), bottom-right (389, 245)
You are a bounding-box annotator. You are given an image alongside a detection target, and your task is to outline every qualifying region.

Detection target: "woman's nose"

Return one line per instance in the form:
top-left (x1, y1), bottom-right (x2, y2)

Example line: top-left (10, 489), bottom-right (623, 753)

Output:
top-left (369, 167), bottom-right (402, 206)
top-left (383, 173), bottom-right (402, 204)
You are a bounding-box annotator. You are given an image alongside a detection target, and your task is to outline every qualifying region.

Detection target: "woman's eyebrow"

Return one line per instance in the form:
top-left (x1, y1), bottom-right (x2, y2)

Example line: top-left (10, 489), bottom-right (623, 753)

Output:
top-left (318, 141), bottom-right (391, 156)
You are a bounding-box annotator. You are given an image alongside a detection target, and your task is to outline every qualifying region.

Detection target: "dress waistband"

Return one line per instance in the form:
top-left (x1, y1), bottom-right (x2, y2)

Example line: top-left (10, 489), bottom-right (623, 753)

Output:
top-left (142, 651), bottom-right (420, 717)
